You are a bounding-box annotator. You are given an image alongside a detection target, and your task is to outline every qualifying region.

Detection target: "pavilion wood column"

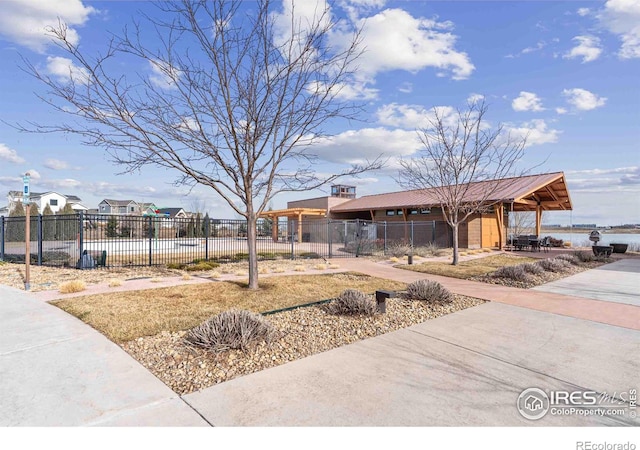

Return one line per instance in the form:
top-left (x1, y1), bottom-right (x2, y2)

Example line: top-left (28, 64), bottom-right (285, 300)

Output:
top-left (536, 205), bottom-right (542, 237)
top-left (271, 215), bottom-right (279, 242)
top-left (298, 213), bottom-right (303, 243)
top-left (495, 203), bottom-right (504, 249)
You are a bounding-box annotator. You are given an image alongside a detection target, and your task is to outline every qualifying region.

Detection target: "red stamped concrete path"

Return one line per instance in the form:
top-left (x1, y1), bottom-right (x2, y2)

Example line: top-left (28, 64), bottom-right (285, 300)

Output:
top-left (333, 258), bottom-right (640, 331)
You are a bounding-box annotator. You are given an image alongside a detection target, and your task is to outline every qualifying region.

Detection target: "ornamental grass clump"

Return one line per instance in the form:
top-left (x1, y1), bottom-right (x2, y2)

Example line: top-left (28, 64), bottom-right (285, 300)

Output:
top-left (555, 254), bottom-right (580, 265)
top-left (491, 265), bottom-right (530, 282)
top-left (573, 251), bottom-right (595, 263)
top-left (324, 289), bottom-right (378, 316)
top-left (537, 258), bottom-right (572, 273)
top-left (521, 262), bottom-right (545, 276)
top-left (405, 279), bottom-right (453, 303)
top-left (185, 309), bottom-right (275, 352)
top-left (59, 280), bottom-right (86, 294)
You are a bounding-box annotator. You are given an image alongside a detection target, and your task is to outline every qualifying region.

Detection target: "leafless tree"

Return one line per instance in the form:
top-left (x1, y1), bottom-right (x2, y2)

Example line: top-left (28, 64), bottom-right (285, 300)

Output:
top-left (509, 211), bottom-right (536, 237)
top-left (19, 0), bottom-right (382, 288)
top-left (397, 100), bottom-right (528, 265)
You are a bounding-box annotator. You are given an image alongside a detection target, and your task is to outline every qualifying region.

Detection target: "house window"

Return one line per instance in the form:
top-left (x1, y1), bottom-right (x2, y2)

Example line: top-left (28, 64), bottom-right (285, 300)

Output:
top-left (385, 210), bottom-right (395, 216)
top-left (420, 208), bottom-right (431, 214)
top-left (397, 209), bottom-right (403, 216)
top-left (130, 206), bottom-right (135, 212)
top-left (50, 199), bottom-right (58, 206)
top-left (409, 209), bottom-right (418, 215)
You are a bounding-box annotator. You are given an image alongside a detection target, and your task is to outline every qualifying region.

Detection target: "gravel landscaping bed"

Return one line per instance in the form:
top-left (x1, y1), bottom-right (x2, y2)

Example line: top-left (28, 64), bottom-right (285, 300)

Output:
top-left (121, 294), bottom-right (485, 395)
top-left (471, 260), bottom-right (607, 289)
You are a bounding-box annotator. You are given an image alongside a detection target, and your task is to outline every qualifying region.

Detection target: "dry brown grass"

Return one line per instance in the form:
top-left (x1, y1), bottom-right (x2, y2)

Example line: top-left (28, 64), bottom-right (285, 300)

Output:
top-left (398, 254), bottom-right (538, 279)
top-left (314, 264), bottom-right (327, 270)
top-left (181, 274), bottom-right (192, 281)
top-left (52, 273), bottom-right (406, 344)
top-left (59, 280), bottom-right (86, 294)
top-left (293, 265), bottom-right (306, 272)
top-left (150, 277), bottom-right (164, 283)
top-left (328, 263), bottom-right (340, 269)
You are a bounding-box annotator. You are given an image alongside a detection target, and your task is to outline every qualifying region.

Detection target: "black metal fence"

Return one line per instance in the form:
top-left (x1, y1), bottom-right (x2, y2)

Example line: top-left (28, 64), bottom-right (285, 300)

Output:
top-left (0, 213), bottom-right (451, 268)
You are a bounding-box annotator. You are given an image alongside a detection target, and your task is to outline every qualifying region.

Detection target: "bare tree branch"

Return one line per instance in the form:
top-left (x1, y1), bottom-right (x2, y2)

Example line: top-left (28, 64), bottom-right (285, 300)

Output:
top-left (14, 0), bottom-right (383, 288)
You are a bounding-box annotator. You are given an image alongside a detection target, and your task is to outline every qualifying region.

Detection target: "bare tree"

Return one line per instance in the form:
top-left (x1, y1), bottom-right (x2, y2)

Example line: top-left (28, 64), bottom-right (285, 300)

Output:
top-left (20, 0), bottom-right (381, 288)
top-left (509, 211), bottom-right (536, 237)
top-left (397, 100), bottom-right (527, 265)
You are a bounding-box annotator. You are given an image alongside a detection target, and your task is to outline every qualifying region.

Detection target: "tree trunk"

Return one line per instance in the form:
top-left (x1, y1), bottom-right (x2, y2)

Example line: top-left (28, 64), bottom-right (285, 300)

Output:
top-left (452, 222), bottom-right (459, 265)
top-left (246, 212), bottom-right (259, 289)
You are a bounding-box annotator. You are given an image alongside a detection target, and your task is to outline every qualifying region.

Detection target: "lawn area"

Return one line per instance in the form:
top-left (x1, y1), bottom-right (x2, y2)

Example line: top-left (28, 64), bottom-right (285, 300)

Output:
top-left (53, 272), bottom-right (406, 343)
top-left (397, 254), bottom-right (538, 279)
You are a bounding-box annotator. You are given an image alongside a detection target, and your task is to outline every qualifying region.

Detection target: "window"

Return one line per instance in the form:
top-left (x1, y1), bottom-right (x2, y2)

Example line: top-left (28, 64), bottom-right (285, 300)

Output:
top-left (385, 210), bottom-right (395, 216)
top-left (397, 209), bottom-right (403, 216)
top-left (420, 208), bottom-right (431, 214)
top-left (409, 209), bottom-right (418, 215)
top-left (50, 199), bottom-right (58, 206)
top-left (130, 206), bottom-right (135, 212)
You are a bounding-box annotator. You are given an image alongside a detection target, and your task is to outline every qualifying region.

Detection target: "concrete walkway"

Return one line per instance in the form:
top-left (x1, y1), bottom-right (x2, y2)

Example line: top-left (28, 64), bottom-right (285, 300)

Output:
top-left (533, 258), bottom-right (640, 307)
top-left (0, 285), bottom-right (207, 426)
top-left (333, 258), bottom-right (640, 330)
top-left (1, 257), bottom-right (639, 426)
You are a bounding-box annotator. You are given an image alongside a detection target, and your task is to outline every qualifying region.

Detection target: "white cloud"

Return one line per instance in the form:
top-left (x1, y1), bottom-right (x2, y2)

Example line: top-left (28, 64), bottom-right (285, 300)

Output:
top-left (44, 158), bottom-right (69, 170)
top-left (345, 8), bottom-right (474, 81)
top-left (307, 80), bottom-right (379, 100)
top-left (512, 91), bottom-right (545, 112)
top-left (149, 60), bottom-right (181, 90)
top-left (577, 8), bottom-right (592, 16)
top-left (38, 178), bottom-right (83, 189)
top-left (376, 103), bottom-right (456, 129)
top-left (598, 0), bottom-right (640, 59)
top-left (562, 88), bottom-right (607, 111)
top-left (467, 93), bottom-right (485, 104)
top-left (397, 82), bottom-right (413, 94)
top-left (555, 107), bottom-right (568, 115)
top-left (311, 127), bottom-right (421, 164)
top-left (504, 120), bottom-right (560, 147)
top-left (27, 169), bottom-right (41, 180)
top-left (46, 56), bottom-right (89, 84)
top-left (563, 35), bottom-right (602, 63)
top-left (0, 143), bottom-right (25, 164)
top-left (0, 0), bottom-right (95, 53)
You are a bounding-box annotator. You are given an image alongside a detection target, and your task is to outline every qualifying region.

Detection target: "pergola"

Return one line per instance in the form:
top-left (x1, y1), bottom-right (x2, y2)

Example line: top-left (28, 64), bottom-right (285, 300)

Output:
top-left (492, 172), bottom-right (572, 248)
top-left (258, 208), bottom-right (327, 242)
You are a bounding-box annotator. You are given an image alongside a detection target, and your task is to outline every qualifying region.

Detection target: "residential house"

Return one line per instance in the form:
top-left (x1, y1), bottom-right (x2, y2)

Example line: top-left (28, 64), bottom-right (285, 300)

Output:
top-left (98, 199), bottom-right (140, 215)
top-left (4, 191), bottom-right (88, 215)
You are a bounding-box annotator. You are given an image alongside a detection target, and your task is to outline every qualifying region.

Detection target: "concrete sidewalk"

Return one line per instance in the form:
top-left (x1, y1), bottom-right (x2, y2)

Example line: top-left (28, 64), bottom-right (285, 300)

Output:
top-left (333, 258), bottom-right (640, 330)
top-left (184, 302), bottom-right (640, 426)
top-left (0, 285), bottom-right (208, 426)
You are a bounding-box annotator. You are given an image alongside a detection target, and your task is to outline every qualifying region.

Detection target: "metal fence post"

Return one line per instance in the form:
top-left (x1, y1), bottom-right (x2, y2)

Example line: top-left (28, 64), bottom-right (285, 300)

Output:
top-left (384, 221), bottom-right (387, 255)
top-left (328, 220), bottom-right (332, 259)
top-left (0, 216), bottom-right (4, 261)
top-left (411, 221), bottom-right (414, 249)
top-left (432, 221), bottom-right (436, 244)
top-left (290, 222), bottom-right (295, 260)
top-left (37, 214), bottom-right (43, 266)
top-left (148, 215), bottom-right (153, 266)
top-left (204, 217), bottom-right (210, 260)
top-left (78, 211), bottom-right (84, 256)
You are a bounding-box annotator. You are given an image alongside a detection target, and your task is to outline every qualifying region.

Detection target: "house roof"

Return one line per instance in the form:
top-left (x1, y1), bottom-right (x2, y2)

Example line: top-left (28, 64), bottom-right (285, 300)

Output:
top-left (156, 207), bottom-right (185, 218)
top-left (100, 199), bottom-right (138, 207)
top-left (331, 172), bottom-right (572, 213)
top-left (8, 191), bottom-right (82, 202)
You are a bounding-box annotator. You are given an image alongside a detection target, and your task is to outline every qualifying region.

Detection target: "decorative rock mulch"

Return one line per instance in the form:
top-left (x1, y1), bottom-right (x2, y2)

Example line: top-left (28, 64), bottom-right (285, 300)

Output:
top-left (121, 294), bottom-right (485, 395)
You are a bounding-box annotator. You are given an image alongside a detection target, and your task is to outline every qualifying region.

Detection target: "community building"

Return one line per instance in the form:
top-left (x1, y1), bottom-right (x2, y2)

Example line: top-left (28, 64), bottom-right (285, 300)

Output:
top-left (262, 172), bottom-right (572, 249)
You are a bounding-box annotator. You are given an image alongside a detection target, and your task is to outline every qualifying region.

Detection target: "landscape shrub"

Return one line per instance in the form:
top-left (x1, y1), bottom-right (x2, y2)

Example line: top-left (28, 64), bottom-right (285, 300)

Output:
top-left (185, 309), bottom-right (275, 352)
top-left (413, 243), bottom-right (447, 257)
top-left (405, 279), bottom-right (453, 303)
top-left (386, 243), bottom-right (412, 258)
top-left (555, 254), bottom-right (580, 265)
top-left (185, 261), bottom-right (220, 271)
top-left (299, 252), bottom-right (321, 259)
top-left (59, 280), bottom-right (86, 294)
top-left (491, 265), bottom-right (530, 282)
top-left (521, 262), bottom-right (545, 275)
top-left (324, 289), bottom-right (378, 316)
top-left (167, 262), bottom-right (186, 270)
top-left (573, 251), bottom-right (595, 263)
top-left (537, 258), bottom-right (572, 272)
top-left (549, 237), bottom-right (564, 247)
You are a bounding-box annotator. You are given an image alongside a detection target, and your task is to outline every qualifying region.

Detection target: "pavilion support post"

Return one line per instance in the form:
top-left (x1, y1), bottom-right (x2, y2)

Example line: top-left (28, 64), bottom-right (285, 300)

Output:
top-left (271, 215), bottom-right (278, 242)
top-left (495, 203), bottom-right (504, 249)
top-left (297, 213), bottom-right (303, 243)
top-left (536, 205), bottom-right (542, 237)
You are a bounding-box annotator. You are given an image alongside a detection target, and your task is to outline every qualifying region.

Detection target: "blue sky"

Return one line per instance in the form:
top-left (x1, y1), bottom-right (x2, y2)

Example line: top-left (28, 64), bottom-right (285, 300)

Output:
top-left (0, 0), bottom-right (638, 226)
